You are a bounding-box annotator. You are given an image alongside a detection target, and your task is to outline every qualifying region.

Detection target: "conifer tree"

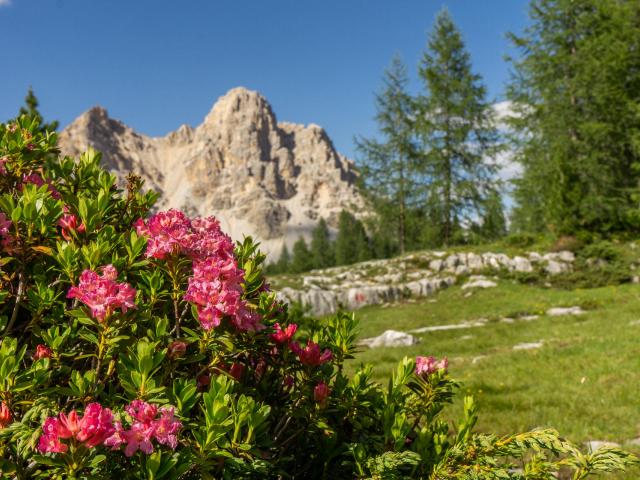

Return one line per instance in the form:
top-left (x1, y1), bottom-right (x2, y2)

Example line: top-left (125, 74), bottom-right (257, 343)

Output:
top-left (17, 87), bottom-right (59, 133)
top-left (275, 244), bottom-right (291, 273)
top-left (356, 55), bottom-right (418, 254)
top-left (479, 189), bottom-right (507, 240)
top-left (416, 10), bottom-right (501, 246)
top-left (335, 210), bottom-right (371, 266)
top-left (310, 218), bottom-right (334, 269)
top-left (507, 0), bottom-right (640, 235)
top-left (290, 237), bottom-right (313, 273)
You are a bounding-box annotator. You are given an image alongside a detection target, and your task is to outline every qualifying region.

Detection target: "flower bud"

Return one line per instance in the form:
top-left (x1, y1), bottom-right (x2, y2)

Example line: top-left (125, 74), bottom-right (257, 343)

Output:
top-left (168, 341), bottom-right (187, 360)
top-left (0, 402), bottom-right (12, 428)
top-left (34, 344), bottom-right (52, 360)
top-left (313, 381), bottom-right (331, 407)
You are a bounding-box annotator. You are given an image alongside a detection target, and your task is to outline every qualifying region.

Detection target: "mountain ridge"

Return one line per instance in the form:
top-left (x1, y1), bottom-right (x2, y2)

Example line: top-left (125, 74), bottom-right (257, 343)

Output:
top-left (58, 87), bottom-right (365, 258)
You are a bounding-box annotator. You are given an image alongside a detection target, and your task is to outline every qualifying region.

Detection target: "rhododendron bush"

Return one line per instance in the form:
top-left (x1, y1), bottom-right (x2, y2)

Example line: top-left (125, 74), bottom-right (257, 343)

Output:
top-left (0, 117), bottom-right (635, 479)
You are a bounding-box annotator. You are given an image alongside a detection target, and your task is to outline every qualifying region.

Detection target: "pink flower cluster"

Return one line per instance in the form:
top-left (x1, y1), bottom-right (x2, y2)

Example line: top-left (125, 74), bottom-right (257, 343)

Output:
top-left (415, 356), bottom-right (448, 377)
top-left (136, 210), bottom-right (261, 331)
top-left (105, 400), bottom-right (182, 457)
top-left (21, 172), bottom-right (61, 199)
top-left (67, 265), bottom-right (136, 321)
top-left (271, 323), bottom-right (297, 344)
top-left (291, 340), bottom-right (332, 367)
top-left (38, 403), bottom-right (115, 453)
top-left (0, 212), bottom-right (13, 251)
top-left (313, 381), bottom-right (330, 406)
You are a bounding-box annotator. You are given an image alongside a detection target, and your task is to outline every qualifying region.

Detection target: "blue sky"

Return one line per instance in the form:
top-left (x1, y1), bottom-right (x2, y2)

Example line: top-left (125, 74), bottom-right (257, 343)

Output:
top-left (0, 0), bottom-right (529, 159)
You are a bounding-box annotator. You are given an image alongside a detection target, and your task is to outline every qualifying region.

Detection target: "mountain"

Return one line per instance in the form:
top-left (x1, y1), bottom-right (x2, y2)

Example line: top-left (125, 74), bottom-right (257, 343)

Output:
top-left (58, 87), bottom-right (365, 258)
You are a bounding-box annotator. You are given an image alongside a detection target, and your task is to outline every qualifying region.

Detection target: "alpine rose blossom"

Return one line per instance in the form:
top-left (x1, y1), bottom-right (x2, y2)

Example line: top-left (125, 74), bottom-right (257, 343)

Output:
top-left (21, 172), bottom-right (61, 199)
top-left (313, 382), bottom-right (330, 406)
top-left (168, 340), bottom-right (187, 359)
top-left (67, 265), bottom-right (136, 321)
top-left (134, 209), bottom-right (193, 259)
top-left (136, 210), bottom-right (262, 331)
top-left (0, 212), bottom-right (13, 251)
top-left (58, 212), bottom-right (86, 241)
top-left (415, 356), bottom-right (448, 377)
top-left (291, 340), bottom-right (333, 366)
top-left (34, 344), bottom-right (52, 360)
top-left (0, 402), bottom-right (11, 429)
top-left (271, 323), bottom-right (297, 344)
top-left (38, 403), bottom-right (115, 453)
top-left (105, 401), bottom-right (182, 457)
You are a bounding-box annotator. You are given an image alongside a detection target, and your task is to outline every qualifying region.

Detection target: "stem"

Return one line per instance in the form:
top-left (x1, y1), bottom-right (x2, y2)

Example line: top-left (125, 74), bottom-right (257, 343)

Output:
top-left (5, 271), bottom-right (25, 336)
top-left (95, 323), bottom-right (110, 381)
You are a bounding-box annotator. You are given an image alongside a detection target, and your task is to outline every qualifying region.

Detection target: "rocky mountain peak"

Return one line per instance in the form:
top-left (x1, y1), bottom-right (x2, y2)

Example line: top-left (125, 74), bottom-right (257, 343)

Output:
top-left (58, 88), bottom-right (365, 258)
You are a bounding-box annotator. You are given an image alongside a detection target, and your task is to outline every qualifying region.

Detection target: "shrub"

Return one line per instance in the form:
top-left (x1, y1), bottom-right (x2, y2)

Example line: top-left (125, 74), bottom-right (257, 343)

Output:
top-left (0, 118), bottom-right (635, 478)
top-left (504, 232), bottom-right (537, 248)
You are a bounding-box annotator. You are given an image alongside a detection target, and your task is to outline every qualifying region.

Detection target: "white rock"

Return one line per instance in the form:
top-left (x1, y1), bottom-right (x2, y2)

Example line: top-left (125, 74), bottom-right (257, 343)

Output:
top-left (513, 341), bottom-right (544, 350)
top-left (546, 306), bottom-right (585, 316)
top-left (545, 260), bottom-right (568, 275)
top-left (410, 319), bottom-right (487, 333)
top-left (359, 330), bottom-right (420, 348)
top-left (462, 279), bottom-right (497, 289)
top-left (513, 256), bottom-right (533, 272)
top-left (519, 315), bottom-right (540, 321)
top-left (558, 250), bottom-right (575, 262)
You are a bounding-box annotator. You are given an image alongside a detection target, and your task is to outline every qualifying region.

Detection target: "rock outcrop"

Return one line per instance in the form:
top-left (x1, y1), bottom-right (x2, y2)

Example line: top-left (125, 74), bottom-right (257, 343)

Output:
top-left (275, 250), bottom-right (577, 316)
top-left (59, 87), bottom-right (365, 257)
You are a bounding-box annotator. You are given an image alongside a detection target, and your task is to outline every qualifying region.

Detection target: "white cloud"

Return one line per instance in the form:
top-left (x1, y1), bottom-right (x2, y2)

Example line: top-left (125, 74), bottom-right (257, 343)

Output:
top-left (0, 0), bottom-right (11, 7)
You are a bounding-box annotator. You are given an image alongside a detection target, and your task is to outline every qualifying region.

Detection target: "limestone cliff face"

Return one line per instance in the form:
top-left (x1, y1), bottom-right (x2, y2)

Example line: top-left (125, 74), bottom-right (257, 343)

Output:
top-left (59, 87), bottom-right (364, 257)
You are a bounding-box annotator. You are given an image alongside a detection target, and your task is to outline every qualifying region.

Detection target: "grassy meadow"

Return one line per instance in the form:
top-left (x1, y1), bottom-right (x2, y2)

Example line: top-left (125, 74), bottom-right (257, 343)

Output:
top-left (340, 279), bottom-right (640, 477)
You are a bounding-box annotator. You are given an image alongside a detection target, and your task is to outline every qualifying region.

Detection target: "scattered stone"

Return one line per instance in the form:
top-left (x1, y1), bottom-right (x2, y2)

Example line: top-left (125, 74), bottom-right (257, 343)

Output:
top-left (359, 330), bottom-right (420, 349)
top-left (585, 440), bottom-right (621, 452)
top-left (633, 276), bottom-right (640, 284)
top-left (546, 306), bottom-right (585, 316)
top-left (500, 317), bottom-right (515, 323)
top-left (463, 292), bottom-right (473, 298)
top-left (558, 251), bottom-right (575, 262)
top-left (471, 355), bottom-right (487, 364)
top-left (462, 279), bottom-right (497, 289)
top-left (459, 335), bottom-right (474, 340)
top-left (410, 319), bottom-right (487, 333)
top-left (545, 260), bottom-right (568, 275)
top-left (628, 319), bottom-right (640, 326)
top-left (627, 437), bottom-right (640, 446)
top-left (519, 315), bottom-right (540, 321)
top-left (513, 341), bottom-right (544, 350)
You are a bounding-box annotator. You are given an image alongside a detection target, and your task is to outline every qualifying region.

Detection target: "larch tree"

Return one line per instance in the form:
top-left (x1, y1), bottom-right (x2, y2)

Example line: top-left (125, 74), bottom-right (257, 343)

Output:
top-left (416, 9), bottom-right (502, 246)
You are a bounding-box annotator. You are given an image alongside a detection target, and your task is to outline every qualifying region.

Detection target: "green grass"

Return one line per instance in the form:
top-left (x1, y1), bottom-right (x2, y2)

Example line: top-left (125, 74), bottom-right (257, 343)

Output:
top-left (344, 280), bottom-right (640, 477)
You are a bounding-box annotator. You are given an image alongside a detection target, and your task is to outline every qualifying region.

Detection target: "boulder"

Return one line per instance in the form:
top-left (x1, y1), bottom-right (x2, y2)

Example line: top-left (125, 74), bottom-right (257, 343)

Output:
top-left (359, 330), bottom-right (420, 348)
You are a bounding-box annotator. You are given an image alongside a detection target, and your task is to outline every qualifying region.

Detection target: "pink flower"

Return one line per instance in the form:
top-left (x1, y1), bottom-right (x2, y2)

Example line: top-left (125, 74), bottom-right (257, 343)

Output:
top-left (34, 344), bottom-right (52, 360)
top-left (313, 381), bottom-right (331, 406)
top-left (415, 356), bottom-right (448, 377)
top-left (168, 341), bottom-right (187, 360)
top-left (104, 401), bottom-right (182, 457)
top-left (291, 340), bottom-right (332, 367)
top-left (153, 408), bottom-right (181, 449)
top-left (122, 421), bottom-right (155, 456)
top-left (134, 209), bottom-right (194, 260)
top-left (58, 213), bottom-right (86, 241)
top-left (0, 402), bottom-right (11, 429)
top-left (67, 265), bottom-right (136, 321)
top-left (37, 403), bottom-right (115, 453)
top-left (38, 417), bottom-right (68, 454)
top-left (0, 156), bottom-right (8, 175)
top-left (126, 400), bottom-right (158, 424)
top-left (21, 172), bottom-right (61, 199)
top-left (137, 210), bottom-right (263, 331)
top-left (0, 212), bottom-right (14, 251)
top-left (271, 323), bottom-right (297, 344)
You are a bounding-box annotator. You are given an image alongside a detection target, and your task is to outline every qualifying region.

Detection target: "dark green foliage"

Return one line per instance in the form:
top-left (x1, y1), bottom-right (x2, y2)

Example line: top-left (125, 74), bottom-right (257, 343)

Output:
top-left (335, 210), bottom-right (372, 266)
top-left (276, 244), bottom-right (291, 273)
top-left (16, 87), bottom-right (59, 133)
top-left (356, 55), bottom-right (419, 255)
top-left (310, 218), bottom-right (335, 269)
top-left (415, 9), bottom-right (502, 246)
top-left (508, 0), bottom-right (640, 236)
top-left (290, 236), bottom-right (313, 273)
